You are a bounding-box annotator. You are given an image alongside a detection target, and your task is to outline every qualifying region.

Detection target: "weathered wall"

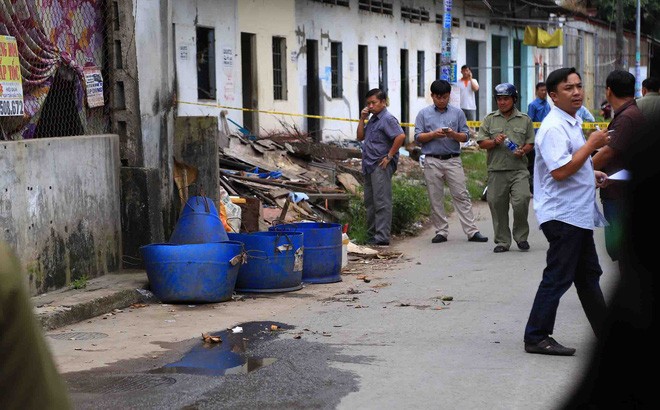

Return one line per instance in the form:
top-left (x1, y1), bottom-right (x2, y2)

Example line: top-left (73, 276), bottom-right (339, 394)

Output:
top-left (173, 0), bottom-right (241, 132)
top-left (168, 0), bottom-right (538, 142)
top-left (0, 135), bottom-right (122, 295)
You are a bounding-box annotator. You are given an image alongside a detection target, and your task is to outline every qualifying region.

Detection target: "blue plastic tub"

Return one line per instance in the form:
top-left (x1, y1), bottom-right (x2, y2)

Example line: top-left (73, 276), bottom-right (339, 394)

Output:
top-left (169, 196), bottom-right (228, 244)
top-left (269, 222), bottom-right (342, 284)
top-left (228, 231), bottom-right (304, 293)
top-left (140, 241), bottom-right (244, 303)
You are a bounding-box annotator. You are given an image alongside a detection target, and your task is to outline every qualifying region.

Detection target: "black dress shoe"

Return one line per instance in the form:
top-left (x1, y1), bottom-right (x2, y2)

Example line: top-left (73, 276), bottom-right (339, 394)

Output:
top-left (468, 232), bottom-right (488, 242)
top-left (524, 337), bottom-right (576, 356)
top-left (517, 241), bottom-right (530, 251)
top-left (493, 245), bottom-right (509, 253)
top-left (431, 234), bottom-right (447, 243)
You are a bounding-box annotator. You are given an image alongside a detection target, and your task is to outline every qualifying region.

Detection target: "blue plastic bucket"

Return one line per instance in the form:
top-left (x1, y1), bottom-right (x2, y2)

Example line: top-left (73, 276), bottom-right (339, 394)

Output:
top-left (269, 222), bottom-right (342, 284)
top-left (140, 241), bottom-right (244, 303)
top-left (169, 197), bottom-right (228, 244)
top-left (228, 231), bottom-right (304, 293)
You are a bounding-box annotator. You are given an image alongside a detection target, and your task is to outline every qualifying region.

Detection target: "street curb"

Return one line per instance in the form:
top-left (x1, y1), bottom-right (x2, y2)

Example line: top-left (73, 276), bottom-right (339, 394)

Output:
top-left (38, 288), bottom-right (147, 331)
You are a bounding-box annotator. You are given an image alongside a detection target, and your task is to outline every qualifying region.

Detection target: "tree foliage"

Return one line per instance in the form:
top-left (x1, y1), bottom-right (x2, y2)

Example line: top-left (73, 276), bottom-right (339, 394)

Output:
top-left (589, 0), bottom-right (660, 34)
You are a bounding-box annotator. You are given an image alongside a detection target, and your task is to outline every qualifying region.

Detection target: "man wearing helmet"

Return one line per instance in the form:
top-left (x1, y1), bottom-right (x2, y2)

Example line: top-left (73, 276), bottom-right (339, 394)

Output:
top-left (476, 83), bottom-right (535, 253)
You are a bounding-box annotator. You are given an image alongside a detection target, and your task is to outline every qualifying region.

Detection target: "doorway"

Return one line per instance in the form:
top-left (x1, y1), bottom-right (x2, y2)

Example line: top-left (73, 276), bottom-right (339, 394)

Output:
top-left (241, 32), bottom-right (258, 136)
top-left (400, 49), bottom-right (409, 141)
top-left (466, 40), bottom-right (480, 119)
top-left (358, 45), bottom-right (369, 109)
top-left (306, 39), bottom-right (321, 141)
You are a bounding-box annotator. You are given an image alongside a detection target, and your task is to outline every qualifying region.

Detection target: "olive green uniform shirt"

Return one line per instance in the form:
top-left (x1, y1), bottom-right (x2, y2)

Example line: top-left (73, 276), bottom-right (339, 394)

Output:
top-left (0, 242), bottom-right (72, 410)
top-left (476, 108), bottom-right (535, 171)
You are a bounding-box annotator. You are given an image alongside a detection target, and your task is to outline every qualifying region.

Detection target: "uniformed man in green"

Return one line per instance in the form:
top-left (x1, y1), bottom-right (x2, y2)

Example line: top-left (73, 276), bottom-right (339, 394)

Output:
top-left (476, 83), bottom-right (535, 253)
top-left (1, 241), bottom-right (72, 410)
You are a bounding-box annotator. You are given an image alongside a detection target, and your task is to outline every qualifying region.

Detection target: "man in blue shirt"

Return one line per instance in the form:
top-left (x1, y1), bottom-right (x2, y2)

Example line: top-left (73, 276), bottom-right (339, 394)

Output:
top-left (414, 80), bottom-right (488, 244)
top-left (576, 105), bottom-right (596, 122)
top-left (524, 67), bottom-right (611, 356)
top-left (526, 82), bottom-right (552, 193)
top-left (357, 89), bottom-right (406, 247)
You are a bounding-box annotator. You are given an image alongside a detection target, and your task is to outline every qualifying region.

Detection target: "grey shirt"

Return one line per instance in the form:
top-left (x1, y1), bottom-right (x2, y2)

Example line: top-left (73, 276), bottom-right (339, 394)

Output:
top-left (362, 108), bottom-right (404, 174)
top-left (414, 104), bottom-right (469, 155)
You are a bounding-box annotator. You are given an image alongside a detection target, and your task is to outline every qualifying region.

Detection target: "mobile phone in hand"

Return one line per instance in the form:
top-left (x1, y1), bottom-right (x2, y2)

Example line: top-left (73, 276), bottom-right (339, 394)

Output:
top-left (442, 127), bottom-right (449, 132)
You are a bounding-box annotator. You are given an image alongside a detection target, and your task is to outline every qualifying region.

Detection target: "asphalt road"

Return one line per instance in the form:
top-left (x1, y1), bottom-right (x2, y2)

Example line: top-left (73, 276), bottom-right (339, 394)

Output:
top-left (49, 202), bottom-right (619, 409)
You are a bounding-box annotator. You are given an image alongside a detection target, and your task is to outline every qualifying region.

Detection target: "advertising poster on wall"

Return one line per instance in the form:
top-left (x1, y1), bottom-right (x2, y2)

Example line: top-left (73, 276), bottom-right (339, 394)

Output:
top-left (0, 35), bottom-right (24, 117)
top-left (83, 65), bottom-right (105, 108)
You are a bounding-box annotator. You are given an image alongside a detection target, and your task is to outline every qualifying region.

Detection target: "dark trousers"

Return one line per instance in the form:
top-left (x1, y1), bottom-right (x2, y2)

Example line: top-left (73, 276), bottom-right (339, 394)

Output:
top-left (524, 220), bottom-right (607, 344)
top-left (363, 164), bottom-right (394, 243)
top-left (602, 198), bottom-right (623, 262)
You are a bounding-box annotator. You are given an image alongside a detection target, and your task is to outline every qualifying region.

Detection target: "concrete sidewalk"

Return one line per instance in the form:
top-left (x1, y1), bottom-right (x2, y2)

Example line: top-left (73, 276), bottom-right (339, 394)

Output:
top-left (32, 269), bottom-right (150, 331)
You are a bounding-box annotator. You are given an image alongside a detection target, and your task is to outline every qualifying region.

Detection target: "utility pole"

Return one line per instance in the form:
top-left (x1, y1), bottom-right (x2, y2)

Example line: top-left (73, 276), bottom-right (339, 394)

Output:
top-left (615, 0), bottom-right (624, 70)
top-left (440, 0), bottom-right (454, 81)
top-left (635, 0), bottom-right (641, 97)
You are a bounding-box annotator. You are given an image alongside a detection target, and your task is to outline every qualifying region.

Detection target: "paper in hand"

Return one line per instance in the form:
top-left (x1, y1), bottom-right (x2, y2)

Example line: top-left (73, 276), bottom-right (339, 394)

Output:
top-left (608, 169), bottom-right (631, 181)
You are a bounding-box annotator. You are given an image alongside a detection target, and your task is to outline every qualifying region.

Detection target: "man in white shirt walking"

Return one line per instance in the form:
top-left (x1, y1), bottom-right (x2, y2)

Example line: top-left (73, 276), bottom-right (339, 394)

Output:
top-left (523, 67), bottom-right (611, 356)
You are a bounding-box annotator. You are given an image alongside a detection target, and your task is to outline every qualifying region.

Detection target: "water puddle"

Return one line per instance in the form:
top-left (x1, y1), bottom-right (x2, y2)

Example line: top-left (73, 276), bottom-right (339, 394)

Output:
top-left (151, 321), bottom-right (289, 376)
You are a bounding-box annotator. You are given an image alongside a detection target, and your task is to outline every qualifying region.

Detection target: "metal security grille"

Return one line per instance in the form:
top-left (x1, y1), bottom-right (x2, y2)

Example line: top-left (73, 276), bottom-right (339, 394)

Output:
top-left (0, 0), bottom-right (112, 140)
top-left (331, 41), bottom-right (343, 98)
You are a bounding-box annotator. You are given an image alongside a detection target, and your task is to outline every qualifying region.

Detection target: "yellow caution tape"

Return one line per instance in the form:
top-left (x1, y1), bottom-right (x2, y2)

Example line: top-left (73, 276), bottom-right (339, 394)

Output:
top-left (177, 101), bottom-right (609, 130)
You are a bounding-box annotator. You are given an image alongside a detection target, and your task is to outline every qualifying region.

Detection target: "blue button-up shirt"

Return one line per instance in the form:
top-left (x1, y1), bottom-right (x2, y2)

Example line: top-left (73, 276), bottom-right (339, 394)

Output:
top-left (533, 106), bottom-right (606, 230)
top-left (527, 98), bottom-right (551, 123)
top-left (414, 104), bottom-right (469, 155)
top-left (362, 108), bottom-right (404, 174)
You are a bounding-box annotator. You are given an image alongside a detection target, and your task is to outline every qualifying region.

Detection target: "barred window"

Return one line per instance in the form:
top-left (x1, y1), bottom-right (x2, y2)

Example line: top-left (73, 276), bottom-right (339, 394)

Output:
top-left (197, 26), bottom-right (216, 100)
top-left (331, 42), bottom-right (343, 98)
top-left (358, 0), bottom-right (393, 15)
top-left (272, 36), bottom-right (287, 100)
top-left (417, 51), bottom-right (425, 97)
top-left (401, 6), bottom-right (429, 23)
top-left (378, 46), bottom-right (388, 92)
top-left (311, 0), bottom-right (349, 6)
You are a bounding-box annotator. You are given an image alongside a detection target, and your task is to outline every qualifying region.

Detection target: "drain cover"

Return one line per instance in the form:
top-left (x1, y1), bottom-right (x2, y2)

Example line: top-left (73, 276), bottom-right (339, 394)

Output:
top-left (69, 375), bottom-right (176, 394)
top-left (48, 332), bottom-right (109, 340)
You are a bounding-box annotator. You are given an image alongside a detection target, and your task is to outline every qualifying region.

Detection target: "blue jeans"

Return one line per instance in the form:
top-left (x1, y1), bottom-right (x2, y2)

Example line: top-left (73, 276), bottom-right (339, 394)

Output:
top-left (524, 220), bottom-right (607, 344)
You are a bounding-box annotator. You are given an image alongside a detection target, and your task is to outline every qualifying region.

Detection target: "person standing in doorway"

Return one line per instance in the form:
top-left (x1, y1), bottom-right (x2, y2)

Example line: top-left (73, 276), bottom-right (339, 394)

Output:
top-left (477, 83), bottom-right (535, 253)
top-left (526, 82), bottom-right (552, 194)
top-left (414, 79), bottom-right (488, 244)
top-left (524, 67), bottom-right (610, 356)
top-left (458, 65), bottom-right (479, 131)
top-left (356, 88), bottom-right (406, 247)
top-left (592, 70), bottom-right (646, 262)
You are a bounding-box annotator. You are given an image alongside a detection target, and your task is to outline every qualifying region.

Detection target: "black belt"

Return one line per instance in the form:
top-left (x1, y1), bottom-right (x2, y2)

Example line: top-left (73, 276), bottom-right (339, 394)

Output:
top-left (426, 153), bottom-right (460, 160)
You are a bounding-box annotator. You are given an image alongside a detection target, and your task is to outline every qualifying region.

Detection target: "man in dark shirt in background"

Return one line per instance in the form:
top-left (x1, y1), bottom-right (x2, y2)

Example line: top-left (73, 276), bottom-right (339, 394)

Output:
top-left (592, 70), bottom-right (646, 262)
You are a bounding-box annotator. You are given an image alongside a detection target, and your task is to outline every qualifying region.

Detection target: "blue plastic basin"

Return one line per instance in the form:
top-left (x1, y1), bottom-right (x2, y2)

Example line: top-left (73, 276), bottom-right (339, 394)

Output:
top-left (228, 231), bottom-right (304, 293)
top-left (269, 222), bottom-right (342, 284)
top-left (140, 241), bottom-right (243, 303)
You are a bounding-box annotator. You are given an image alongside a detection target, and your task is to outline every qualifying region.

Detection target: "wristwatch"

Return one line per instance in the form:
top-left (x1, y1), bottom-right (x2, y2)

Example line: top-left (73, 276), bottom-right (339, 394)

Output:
top-left (386, 154), bottom-right (393, 160)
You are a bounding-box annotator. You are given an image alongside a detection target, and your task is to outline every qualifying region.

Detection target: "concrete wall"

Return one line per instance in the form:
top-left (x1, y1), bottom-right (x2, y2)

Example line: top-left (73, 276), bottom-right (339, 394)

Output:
top-left (133, 0), bottom-right (177, 250)
top-left (0, 135), bottom-right (122, 295)
top-left (173, 0), bottom-right (241, 130)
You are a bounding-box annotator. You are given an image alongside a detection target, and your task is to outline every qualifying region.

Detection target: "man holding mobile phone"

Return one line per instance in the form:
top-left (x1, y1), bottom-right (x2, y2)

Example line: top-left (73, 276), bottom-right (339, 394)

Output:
top-left (357, 88), bottom-right (406, 247)
top-left (414, 80), bottom-right (488, 244)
